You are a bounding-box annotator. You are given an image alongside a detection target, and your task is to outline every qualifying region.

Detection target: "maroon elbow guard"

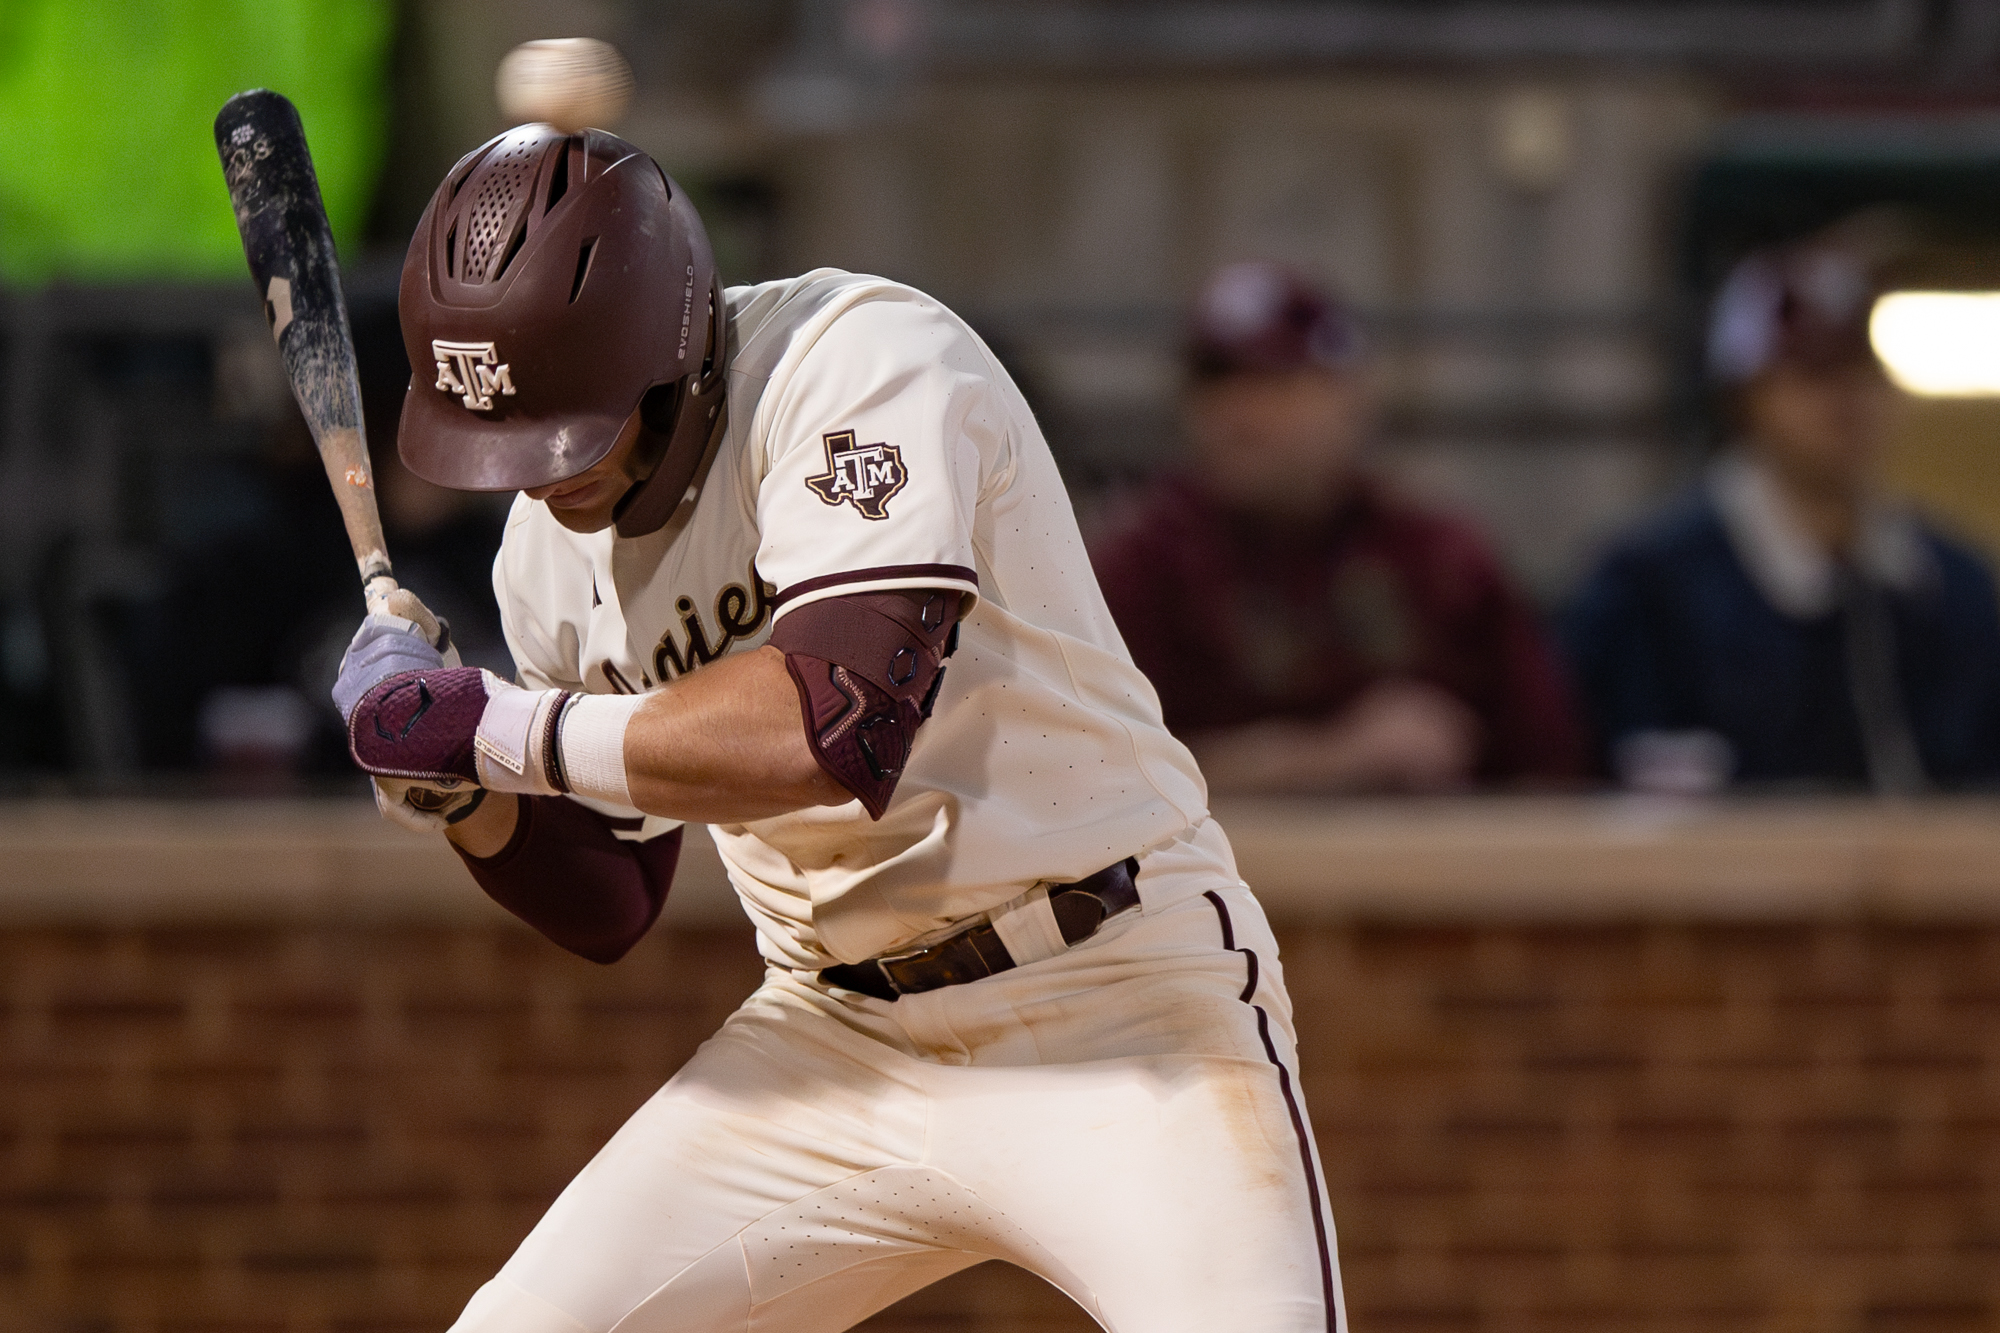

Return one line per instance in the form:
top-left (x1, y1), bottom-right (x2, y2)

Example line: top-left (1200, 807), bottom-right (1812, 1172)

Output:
top-left (771, 588), bottom-right (964, 818)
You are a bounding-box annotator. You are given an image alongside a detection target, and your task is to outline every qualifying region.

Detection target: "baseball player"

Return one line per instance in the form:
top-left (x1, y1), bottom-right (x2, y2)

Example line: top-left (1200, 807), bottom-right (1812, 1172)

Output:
top-left (333, 125), bottom-right (1345, 1333)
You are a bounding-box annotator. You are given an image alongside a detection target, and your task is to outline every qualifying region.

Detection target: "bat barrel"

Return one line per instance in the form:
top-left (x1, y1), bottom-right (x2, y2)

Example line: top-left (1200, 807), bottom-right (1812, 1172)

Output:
top-left (215, 89), bottom-right (394, 599)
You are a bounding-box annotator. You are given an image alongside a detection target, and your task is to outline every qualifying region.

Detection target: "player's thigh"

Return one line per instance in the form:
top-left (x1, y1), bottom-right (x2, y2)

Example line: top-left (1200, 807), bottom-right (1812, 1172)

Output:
top-left (923, 888), bottom-right (1340, 1332)
top-left (928, 1047), bottom-right (1334, 1333)
top-left (452, 996), bottom-right (930, 1333)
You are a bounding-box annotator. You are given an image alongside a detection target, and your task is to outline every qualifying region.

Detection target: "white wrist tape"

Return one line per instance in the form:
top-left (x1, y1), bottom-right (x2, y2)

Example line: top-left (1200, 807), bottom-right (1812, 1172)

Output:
top-left (557, 693), bottom-right (641, 805)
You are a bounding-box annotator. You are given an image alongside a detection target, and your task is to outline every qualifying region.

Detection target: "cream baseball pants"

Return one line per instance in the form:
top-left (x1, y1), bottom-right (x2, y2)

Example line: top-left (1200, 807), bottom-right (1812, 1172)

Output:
top-left (450, 884), bottom-right (1345, 1333)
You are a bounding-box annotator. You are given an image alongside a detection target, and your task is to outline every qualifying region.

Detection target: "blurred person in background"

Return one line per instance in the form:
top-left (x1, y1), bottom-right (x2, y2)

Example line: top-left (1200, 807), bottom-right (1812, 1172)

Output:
top-left (1090, 262), bottom-right (1585, 794)
top-left (1562, 241), bottom-right (2000, 793)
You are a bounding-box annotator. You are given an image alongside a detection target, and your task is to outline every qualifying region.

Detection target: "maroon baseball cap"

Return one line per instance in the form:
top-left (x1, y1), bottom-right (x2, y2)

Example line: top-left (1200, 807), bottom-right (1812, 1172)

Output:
top-left (1707, 245), bottom-right (1881, 384)
top-left (1187, 262), bottom-right (1365, 379)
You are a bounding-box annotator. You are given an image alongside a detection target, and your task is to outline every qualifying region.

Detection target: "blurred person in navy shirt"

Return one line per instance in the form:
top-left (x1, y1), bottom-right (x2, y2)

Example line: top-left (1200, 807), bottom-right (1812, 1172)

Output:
top-left (1562, 242), bottom-right (2000, 792)
top-left (1091, 263), bottom-right (1584, 794)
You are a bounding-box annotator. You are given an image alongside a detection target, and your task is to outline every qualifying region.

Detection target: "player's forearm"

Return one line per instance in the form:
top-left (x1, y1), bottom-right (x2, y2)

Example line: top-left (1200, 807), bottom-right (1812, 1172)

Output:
top-left (446, 785), bottom-right (520, 856)
top-left (623, 645), bottom-right (848, 822)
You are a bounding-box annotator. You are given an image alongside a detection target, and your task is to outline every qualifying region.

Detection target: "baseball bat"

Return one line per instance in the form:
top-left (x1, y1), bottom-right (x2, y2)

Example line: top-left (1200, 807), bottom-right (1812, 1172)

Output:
top-left (214, 89), bottom-right (397, 616)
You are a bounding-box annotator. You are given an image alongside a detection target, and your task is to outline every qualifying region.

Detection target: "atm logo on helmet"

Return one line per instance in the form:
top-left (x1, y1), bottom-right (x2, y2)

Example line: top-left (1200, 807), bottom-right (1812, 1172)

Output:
top-left (432, 339), bottom-right (517, 411)
top-left (805, 430), bottom-right (907, 520)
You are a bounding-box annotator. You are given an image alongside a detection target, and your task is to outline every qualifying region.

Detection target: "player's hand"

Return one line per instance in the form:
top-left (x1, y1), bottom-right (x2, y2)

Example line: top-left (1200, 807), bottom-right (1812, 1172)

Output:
top-left (345, 665), bottom-right (570, 798)
top-left (330, 592), bottom-right (461, 724)
top-left (381, 586), bottom-right (461, 665)
top-left (371, 776), bottom-right (486, 835)
top-left (333, 589), bottom-right (489, 833)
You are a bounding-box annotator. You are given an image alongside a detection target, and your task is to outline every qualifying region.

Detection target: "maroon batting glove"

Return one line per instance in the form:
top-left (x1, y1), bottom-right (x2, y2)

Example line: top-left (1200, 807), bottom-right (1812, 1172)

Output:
top-left (347, 667), bottom-right (491, 783)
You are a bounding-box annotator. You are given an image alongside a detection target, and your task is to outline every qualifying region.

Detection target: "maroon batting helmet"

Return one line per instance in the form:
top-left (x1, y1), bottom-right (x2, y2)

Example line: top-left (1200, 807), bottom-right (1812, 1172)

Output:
top-left (397, 125), bottom-right (727, 536)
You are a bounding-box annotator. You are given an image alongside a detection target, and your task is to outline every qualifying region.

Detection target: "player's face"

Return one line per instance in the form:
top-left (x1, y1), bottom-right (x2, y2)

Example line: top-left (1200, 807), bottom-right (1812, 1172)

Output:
top-left (525, 409), bottom-right (648, 532)
top-left (1183, 366), bottom-right (1375, 519)
top-left (1741, 358), bottom-right (1903, 500)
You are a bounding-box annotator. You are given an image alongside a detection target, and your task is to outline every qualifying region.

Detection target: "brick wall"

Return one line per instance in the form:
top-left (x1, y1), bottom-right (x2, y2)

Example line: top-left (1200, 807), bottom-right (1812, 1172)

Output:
top-left (3, 918), bottom-right (1996, 1332)
top-left (1295, 924), bottom-right (2000, 1333)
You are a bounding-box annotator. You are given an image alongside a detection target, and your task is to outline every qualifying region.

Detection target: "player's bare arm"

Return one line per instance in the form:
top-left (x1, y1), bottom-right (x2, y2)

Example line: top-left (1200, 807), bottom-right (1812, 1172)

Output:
top-left (443, 644), bottom-right (843, 858)
top-left (619, 645), bottom-right (850, 820)
top-left (335, 577), bottom-right (955, 820)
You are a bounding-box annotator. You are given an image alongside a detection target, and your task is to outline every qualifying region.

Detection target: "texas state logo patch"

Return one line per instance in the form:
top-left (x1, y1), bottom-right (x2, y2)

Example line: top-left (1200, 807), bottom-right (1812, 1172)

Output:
top-left (805, 430), bottom-right (907, 520)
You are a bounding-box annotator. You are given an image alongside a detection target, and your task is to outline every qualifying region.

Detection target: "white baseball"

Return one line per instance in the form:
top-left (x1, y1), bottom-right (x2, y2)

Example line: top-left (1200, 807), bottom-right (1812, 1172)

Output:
top-left (496, 38), bottom-right (633, 133)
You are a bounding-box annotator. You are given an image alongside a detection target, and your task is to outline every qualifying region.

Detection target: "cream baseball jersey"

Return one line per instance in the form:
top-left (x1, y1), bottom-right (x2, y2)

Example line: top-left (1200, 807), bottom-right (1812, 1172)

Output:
top-left (495, 269), bottom-right (1240, 969)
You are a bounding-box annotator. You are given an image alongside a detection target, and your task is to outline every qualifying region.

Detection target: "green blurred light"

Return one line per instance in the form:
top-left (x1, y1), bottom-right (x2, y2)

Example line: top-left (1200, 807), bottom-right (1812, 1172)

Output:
top-left (0, 0), bottom-right (395, 286)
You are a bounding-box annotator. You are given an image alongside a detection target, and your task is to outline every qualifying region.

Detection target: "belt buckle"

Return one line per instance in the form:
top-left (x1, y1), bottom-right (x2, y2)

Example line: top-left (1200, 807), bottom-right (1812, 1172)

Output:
top-left (868, 940), bottom-right (942, 996)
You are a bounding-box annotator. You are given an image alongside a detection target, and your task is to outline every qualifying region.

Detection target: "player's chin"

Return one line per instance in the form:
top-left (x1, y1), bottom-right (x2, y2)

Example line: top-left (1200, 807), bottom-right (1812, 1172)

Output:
top-left (541, 483), bottom-right (625, 533)
top-left (546, 500), bottom-right (620, 534)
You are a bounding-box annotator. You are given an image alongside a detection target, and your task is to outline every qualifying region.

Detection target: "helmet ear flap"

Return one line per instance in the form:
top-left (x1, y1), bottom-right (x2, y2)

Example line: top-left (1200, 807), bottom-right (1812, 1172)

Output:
top-left (612, 274), bottom-right (730, 537)
top-left (616, 381), bottom-right (682, 498)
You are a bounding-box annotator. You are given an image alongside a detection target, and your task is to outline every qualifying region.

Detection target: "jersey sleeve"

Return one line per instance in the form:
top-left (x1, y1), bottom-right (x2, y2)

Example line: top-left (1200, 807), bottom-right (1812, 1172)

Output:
top-left (753, 294), bottom-right (992, 620)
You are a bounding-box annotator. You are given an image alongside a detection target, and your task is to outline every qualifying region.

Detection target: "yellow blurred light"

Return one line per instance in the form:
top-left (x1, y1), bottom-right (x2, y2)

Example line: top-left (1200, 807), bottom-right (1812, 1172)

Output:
top-left (1870, 292), bottom-right (2000, 397)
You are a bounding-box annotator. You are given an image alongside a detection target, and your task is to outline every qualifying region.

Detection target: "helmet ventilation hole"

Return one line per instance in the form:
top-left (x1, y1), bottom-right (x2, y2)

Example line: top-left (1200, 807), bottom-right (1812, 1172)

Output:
top-left (569, 238), bottom-right (596, 303)
top-left (546, 143), bottom-right (571, 212)
top-left (444, 221), bottom-right (457, 278)
top-left (493, 220), bottom-right (529, 281)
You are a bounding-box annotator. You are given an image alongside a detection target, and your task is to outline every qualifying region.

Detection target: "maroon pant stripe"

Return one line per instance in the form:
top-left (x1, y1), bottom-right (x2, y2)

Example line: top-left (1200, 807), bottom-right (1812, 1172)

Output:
top-left (1203, 889), bottom-right (1340, 1333)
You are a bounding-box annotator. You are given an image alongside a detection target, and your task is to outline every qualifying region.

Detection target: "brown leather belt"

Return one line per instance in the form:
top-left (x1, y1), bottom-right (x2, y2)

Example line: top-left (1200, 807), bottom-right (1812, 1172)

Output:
top-left (819, 858), bottom-right (1140, 1001)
